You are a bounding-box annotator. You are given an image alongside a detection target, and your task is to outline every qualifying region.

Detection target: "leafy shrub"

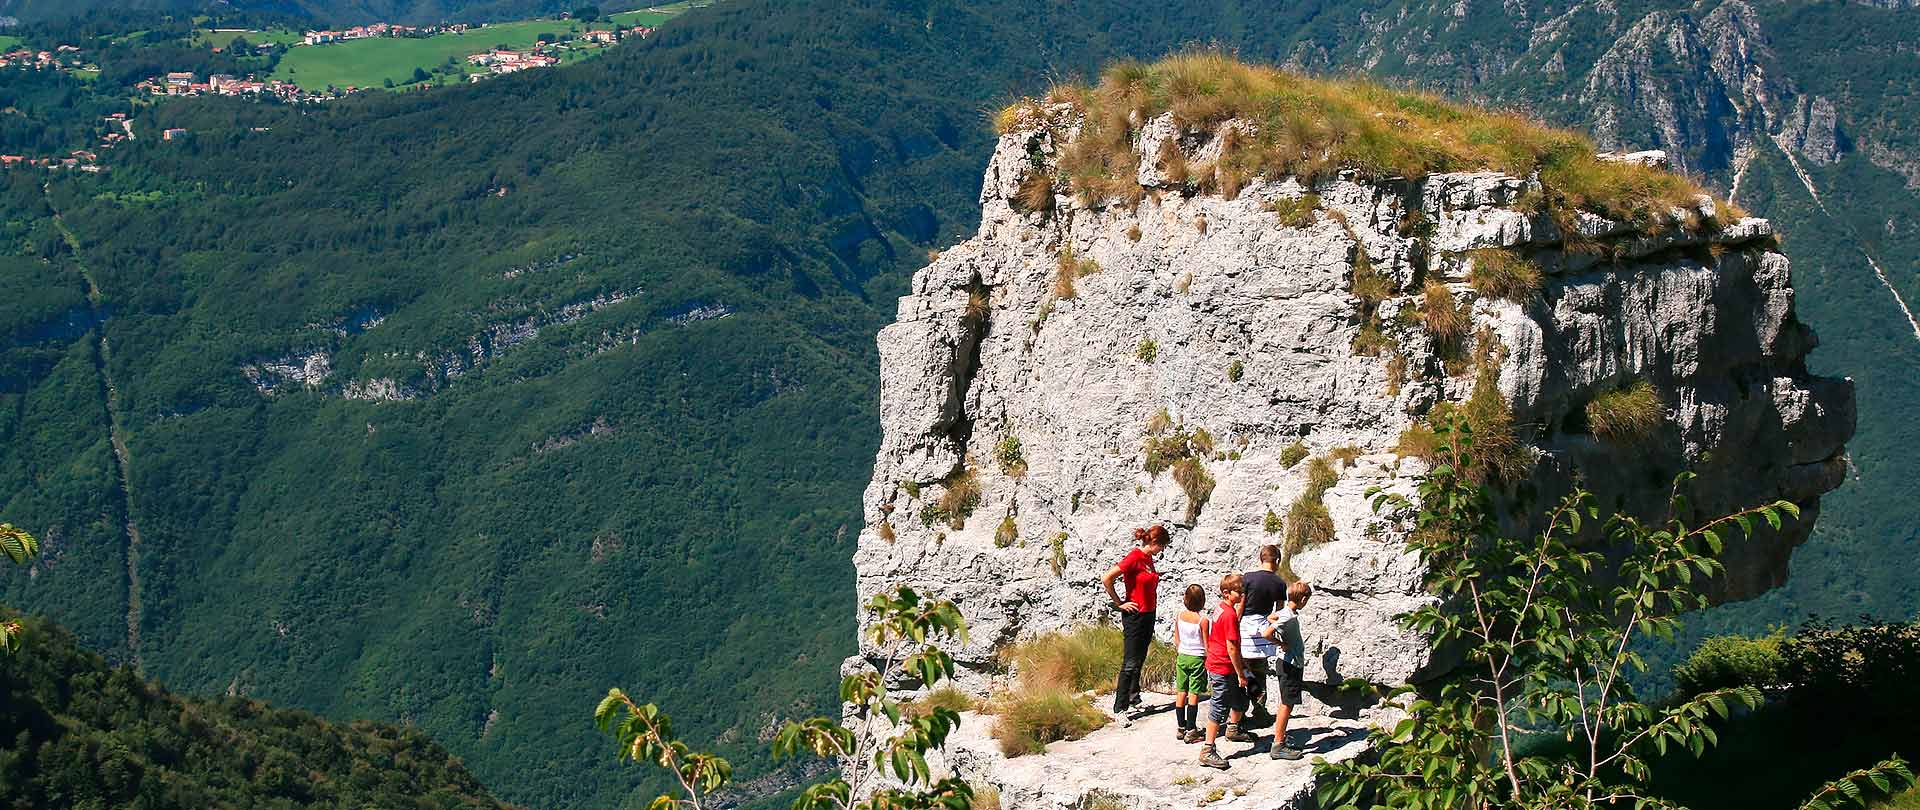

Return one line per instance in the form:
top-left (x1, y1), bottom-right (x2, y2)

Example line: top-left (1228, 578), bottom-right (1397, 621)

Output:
top-left (1350, 251), bottom-right (1393, 309)
top-left (1145, 407), bottom-right (1173, 435)
top-left (1674, 630), bottom-right (1786, 697)
top-left (1049, 532), bottom-right (1068, 576)
top-left (995, 436), bottom-right (1027, 477)
top-left (1144, 427), bottom-right (1212, 475)
top-left (990, 688), bottom-right (1108, 756)
top-left (1280, 441), bottom-right (1309, 468)
top-left (1267, 193), bottom-right (1320, 227)
top-left (1136, 339), bottom-right (1158, 362)
top-left (1264, 510), bottom-right (1283, 534)
top-left (1467, 249), bottom-right (1543, 302)
top-left (1227, 360), bottom-right (1244, 381)
top-left (1780, 618), bottom-right (1920, 709)
top-left (1587, 381), bottom-right (1663, 445)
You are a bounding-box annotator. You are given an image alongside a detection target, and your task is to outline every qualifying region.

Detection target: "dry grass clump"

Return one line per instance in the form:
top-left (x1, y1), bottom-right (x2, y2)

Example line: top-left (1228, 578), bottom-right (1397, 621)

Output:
top-left (1329, 445), bottom-right (1363, 468)
top-left (921, 467), bottom-right (982, 529)
top-left (903, 684), bottom-right (978, 719)
top-left (1022, 52), bottom-right (1712, 229)
top-left (990, 688), bottom-right (1110, 756)
top-left (1587, 380), bottom-right (1663, 444)
top-left (1171, 457), bottom-right (1216, 523)
top-left (1054, 249), bottom-right (1100, 300)
top-left (1421, 280), bottom-right (1470, 347)
top-left (1267, 193), bottom-right (1321, 228)
top-left (1400, 341), bottom-right (1530, 482)
top-left (1349, 251), bottom-right (1393, 309)
top-left (1280, 440), bottom-right (1309, 468)
top-left (1002, 625), bottom-right (1175, 694)
top-left (1303, 456), bottom-right (1339, 499)
top-left (995, 514), bottom-right (1019, 548)
top-left (1049, 532), bottom-right (1067, 576)
top-left (1126, 223), bottom-right (1143, 241)
top-left (972, 785), bottom-right (1003, 810)
top-left (1385, 351), bottom-right (1407, 397)
top-left (877, 520), bottom-right (896, 543)
top-left (1284, 497), bottom-right (1334, 556)
top-left (1351, 321), bottom-right (1394, 357)
top-left (1467, 249), bottom-right (1544, 302)
top-left (1014, 170), bottom-right (1057, 215)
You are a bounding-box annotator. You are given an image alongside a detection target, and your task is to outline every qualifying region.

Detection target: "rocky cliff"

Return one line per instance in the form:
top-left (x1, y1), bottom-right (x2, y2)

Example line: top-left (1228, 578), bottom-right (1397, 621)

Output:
top-left (851, 92), bottom-right (1854, 713)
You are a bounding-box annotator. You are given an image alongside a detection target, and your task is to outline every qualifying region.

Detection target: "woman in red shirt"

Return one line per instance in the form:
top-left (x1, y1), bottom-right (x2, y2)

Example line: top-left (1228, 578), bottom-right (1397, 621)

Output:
top-left (1102, 524), bottom-right (1169, 713)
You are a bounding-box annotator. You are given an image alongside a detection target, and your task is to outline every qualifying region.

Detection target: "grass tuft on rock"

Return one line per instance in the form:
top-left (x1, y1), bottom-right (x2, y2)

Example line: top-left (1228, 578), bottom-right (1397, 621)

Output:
top-left (1018, 52), bottom-right (1715, 229)
top-left (1587, 381), bottom-right (1663, 444)
top-left (990, 688), bottom-right (1109, 757)
top-left (1467, 249), bottom-right (1544, 302)
top-left (1266, 193), bottom-right (1320, 228)
top-left (1280, 441), bottom-right (1309, 468)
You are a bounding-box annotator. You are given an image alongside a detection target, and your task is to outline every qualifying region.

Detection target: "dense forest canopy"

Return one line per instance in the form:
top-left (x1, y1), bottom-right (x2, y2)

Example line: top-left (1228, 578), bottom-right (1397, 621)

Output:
top-left (0, 0), bottom-right (1915, 808)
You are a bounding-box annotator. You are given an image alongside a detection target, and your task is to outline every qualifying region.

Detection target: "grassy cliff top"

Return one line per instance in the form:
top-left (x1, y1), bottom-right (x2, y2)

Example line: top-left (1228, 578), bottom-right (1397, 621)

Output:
top-left (1001, 53), bottom-right (1728, 230)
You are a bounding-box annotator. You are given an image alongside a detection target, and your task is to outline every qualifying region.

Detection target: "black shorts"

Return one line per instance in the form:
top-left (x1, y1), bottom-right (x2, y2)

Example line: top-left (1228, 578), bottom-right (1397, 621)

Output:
top-left (1275, 660), bottom-right (1304, 706)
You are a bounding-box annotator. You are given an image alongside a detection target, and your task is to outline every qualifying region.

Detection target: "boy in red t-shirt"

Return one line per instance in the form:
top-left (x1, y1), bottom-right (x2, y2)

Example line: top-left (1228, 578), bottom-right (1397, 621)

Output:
top-left (1199, 573), bottom-right (1254, 770)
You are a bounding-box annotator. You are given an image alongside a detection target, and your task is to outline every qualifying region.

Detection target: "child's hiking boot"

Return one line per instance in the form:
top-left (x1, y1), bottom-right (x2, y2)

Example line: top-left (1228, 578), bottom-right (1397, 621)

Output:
top-left (1184, 728), bottom-right (1205, 744)
top-left (1198, 746), bottom-right (1229, 770)
top-left (1269, 744), bottom-right (1304, 760)
top-left (1174, 725), bottom-right (1190, 742)
top-left (1223, 724), bottom-right (1256, 743)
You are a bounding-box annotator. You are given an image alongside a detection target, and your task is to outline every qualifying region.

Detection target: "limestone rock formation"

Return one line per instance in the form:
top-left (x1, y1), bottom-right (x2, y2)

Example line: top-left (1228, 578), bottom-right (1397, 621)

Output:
top-left (848, 106), bottom-right (1853, 806)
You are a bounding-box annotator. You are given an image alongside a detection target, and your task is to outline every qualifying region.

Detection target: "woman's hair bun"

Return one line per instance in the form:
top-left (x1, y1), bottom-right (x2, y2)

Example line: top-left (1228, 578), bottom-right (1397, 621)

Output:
top-left (1133, 527), bottom-right (1150, 544)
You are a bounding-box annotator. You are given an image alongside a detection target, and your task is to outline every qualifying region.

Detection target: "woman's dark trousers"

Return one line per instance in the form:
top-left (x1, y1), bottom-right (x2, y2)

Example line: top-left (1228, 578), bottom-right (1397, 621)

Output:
top-left (1113, 609), bottom-right (1156, 712)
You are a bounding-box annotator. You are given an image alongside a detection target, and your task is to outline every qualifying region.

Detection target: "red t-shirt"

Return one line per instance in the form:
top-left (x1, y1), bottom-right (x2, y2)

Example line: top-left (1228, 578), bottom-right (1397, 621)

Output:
top-left (1206, 601), bottom-right (1241, 675)
top-left (1116, 548), bottom-right (1160, 613)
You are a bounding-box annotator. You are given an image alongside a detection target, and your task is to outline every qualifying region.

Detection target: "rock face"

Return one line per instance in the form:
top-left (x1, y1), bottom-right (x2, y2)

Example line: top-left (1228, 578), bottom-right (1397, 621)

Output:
top-left (850, 110), bottom-right (1853, 768)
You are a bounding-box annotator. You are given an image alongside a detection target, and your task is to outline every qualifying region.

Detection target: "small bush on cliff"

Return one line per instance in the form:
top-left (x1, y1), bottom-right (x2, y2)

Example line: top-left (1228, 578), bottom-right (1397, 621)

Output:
top-left (1587, 381), bottom-right (1664, 445)
top-left (1267, 193), bottom-right (1320, 228)
top-left (995, 436), bottom-right (1027, 477)
top-left (1172, 457), bottom-right (1216, 523)
top-left (1674, 629), bottom-right (1787, 697)
top-left (1468, 249), bottom-right (1544, 302)
top-left (1227, 359), bottom-right (1244, 381)
top-left (1136, 339), bottom-right (1158, 363)
top-left (994, 515), bottom-right (1018, 548)
top-left (1314, 414), bottom-right (1831, 810)
top-left (922, 468), bottom-right (982, 529)
top-left (903, 684), bottom-right (978, 719)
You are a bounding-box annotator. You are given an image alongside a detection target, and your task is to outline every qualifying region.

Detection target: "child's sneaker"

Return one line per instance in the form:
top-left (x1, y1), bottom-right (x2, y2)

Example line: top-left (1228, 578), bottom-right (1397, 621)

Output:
top-left (1269, 744), bottom-right (1304, 760)
top-left (1198, 746), bottom-right (1229, 770)
top-left (1223, 724), bottom-right (1256, 743)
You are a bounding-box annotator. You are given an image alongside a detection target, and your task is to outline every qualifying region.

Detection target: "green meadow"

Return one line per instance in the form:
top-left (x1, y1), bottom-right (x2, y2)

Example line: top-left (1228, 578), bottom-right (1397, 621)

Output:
top-left (192, 28), bottom-right (304, 50)
top-left (0, 35), bottom-right (25, 51)
top-left (269, 19), bottom-right (609, 91)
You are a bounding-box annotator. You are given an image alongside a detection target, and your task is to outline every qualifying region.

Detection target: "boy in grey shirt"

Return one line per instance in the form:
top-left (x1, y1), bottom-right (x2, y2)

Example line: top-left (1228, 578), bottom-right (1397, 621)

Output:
top-left (1262, 581), bottom-right (1312, 760)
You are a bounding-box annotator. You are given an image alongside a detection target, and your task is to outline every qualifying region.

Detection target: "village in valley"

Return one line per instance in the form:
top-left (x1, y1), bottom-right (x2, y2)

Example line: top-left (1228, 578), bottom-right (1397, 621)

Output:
top-left (0, 5), bottom-right (690, 172)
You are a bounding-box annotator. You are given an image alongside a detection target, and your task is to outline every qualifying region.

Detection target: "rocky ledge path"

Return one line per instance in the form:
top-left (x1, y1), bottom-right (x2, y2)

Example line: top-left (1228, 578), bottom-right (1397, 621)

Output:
top-left (934, 692), bottom-right (1375, 810)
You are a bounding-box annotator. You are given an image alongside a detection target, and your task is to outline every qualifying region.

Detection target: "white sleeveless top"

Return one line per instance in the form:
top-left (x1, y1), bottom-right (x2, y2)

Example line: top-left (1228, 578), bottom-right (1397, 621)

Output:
top-left (1175, 617), bottom-right (1206, 656)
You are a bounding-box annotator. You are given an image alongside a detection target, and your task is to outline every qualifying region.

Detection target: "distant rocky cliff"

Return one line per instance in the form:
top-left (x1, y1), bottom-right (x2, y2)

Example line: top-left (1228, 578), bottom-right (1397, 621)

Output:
top-left (850, 106), bottom-right (1854, 711)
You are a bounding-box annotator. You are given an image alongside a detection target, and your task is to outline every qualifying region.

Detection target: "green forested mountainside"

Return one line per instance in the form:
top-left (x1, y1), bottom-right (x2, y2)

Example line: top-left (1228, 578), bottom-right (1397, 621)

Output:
top-left (0, 0), bottom-right (650, 26)
top-left (0, 613), bottom-right (508, 809)
top-left (0, 0), bottom-right (1915, 808)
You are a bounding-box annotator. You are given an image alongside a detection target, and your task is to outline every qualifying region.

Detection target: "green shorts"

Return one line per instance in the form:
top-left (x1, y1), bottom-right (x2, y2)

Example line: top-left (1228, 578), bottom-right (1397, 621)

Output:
top-left (1174, 653), bottom-right (1207, 695)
